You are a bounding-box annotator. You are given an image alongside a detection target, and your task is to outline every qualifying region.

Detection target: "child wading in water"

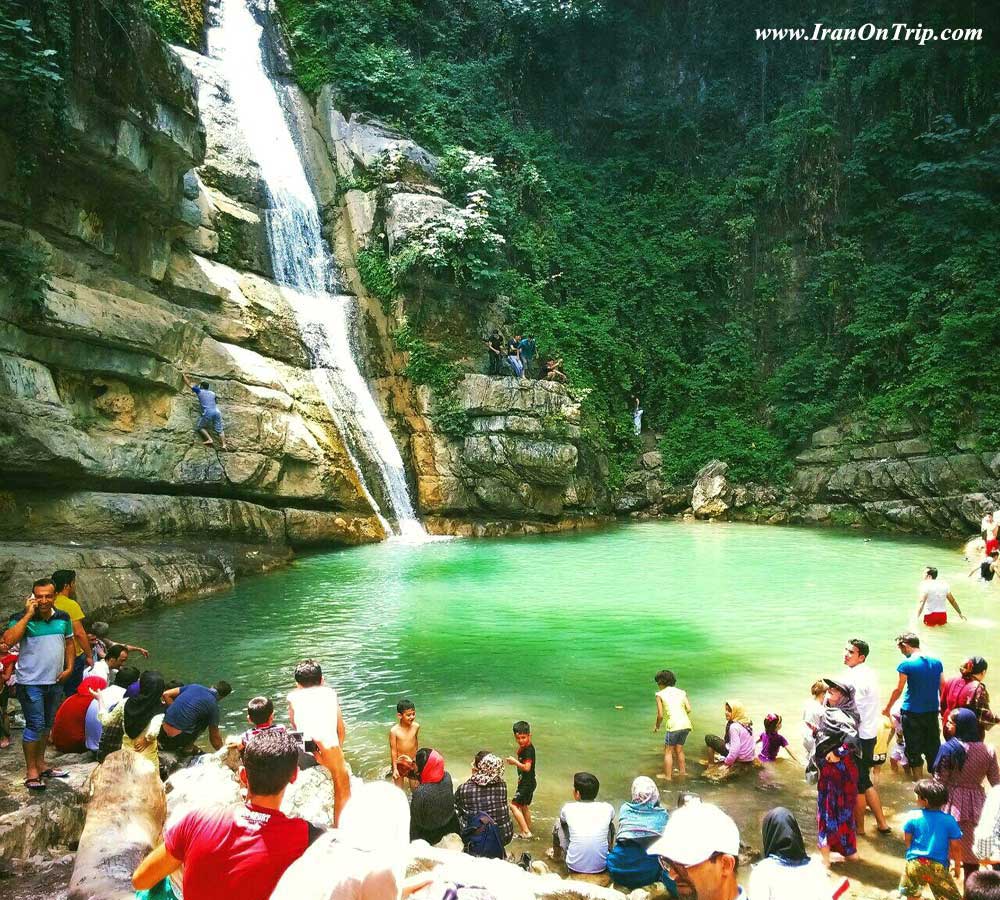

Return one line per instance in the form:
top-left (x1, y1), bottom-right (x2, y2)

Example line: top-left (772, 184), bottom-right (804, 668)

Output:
top-left (758, 713), bottom-right (798, 763)
top-left (389, 698), bottom-right (420, 787)
top-left (653, 669), bottom-right (692, 781)
top-left (506, 720), bottom-right (536, 838)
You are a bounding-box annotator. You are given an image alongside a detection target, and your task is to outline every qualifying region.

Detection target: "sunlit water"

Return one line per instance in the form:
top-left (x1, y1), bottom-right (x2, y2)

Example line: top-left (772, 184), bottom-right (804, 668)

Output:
top-left (124, 521), bottom-right (997, 887)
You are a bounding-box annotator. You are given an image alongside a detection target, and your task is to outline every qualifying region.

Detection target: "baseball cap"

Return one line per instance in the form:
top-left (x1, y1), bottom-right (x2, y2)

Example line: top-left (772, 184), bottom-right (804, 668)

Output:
top-left (647, 802), bottom-right (740, 865)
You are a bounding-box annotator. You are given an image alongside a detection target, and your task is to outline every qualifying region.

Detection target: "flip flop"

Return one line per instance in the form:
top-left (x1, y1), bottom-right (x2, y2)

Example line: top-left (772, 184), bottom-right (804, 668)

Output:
top-left (40, 768), bottom-right (69, 778)
top-left (24, 778), bottom-right (46, 791)
top-left (877, 826), bottom-right (892, 835)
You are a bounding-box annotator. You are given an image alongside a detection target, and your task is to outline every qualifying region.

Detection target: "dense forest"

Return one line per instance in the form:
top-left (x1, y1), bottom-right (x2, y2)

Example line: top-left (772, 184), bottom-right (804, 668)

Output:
top-left (4, 0), bottom-right (999, 486)
top-left (274, 0), bottom-right (1000, 484)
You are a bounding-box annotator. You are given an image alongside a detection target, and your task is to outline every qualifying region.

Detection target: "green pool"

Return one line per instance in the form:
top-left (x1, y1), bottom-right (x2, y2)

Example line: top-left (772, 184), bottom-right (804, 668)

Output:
top-left (121, 520), bottom-right (995, 878)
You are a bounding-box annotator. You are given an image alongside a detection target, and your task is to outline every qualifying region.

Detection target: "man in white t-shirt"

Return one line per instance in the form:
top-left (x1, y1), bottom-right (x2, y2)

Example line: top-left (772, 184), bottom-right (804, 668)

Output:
top-left (917, 567), bottom-right (965, 627)
top-left (551, 772), bottom-right (616, 875)
top-left (843, 638), bottom-right (890, 834)
top-left (83, 643), bottom-right (128, 684)
top-left (287, 660), bottom-right (344, 748)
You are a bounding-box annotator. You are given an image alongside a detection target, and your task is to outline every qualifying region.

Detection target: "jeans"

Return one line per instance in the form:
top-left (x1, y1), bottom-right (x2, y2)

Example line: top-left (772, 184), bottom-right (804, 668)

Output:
top-left (16, 683), bottom-right (62, 742)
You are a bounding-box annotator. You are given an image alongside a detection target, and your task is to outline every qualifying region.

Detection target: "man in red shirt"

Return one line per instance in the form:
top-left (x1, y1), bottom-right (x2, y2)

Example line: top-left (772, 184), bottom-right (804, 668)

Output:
top-left (133, 730), bottom-right (331, 900)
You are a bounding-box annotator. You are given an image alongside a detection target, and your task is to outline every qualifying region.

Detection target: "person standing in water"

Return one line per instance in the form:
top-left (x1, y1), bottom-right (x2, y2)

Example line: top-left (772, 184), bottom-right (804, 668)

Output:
top-left (917, 567), bottom-right (965, 627)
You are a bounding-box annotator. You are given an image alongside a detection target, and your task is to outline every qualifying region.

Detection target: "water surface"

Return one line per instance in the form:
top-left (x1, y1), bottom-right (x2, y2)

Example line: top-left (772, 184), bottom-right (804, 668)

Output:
top-left (123, 520), bottom-right (996, 885)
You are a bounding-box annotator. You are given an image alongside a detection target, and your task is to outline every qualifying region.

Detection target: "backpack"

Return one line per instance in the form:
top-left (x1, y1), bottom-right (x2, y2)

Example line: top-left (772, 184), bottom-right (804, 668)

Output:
top-left (461, 811), bottom-right (505, 859)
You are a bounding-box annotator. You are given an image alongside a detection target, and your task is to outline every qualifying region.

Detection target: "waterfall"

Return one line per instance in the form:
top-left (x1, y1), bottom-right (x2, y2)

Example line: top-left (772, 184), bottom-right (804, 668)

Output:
top-left (209, 0), bottom-right (425, 539)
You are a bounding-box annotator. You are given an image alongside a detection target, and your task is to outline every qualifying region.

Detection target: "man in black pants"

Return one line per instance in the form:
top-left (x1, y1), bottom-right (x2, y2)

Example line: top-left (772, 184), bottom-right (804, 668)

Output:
top-left (883, 632), bottom-right (944, 778)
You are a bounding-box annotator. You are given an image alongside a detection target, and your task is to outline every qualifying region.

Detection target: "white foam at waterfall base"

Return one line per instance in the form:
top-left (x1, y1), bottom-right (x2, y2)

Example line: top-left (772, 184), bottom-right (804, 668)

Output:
top-left (210, 0), bottom-right (425, 538)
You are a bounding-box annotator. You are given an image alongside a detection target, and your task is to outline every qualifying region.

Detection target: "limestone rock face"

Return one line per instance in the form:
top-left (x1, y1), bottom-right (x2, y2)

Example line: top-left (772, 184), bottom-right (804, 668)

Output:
top-left (0, 5), bottom-right (393, 618)
top-left (385, 192), bottom-right (459, 253)
top-left (410, 376), bottom-right (607, 523)
top-left (316, 95), bottom-right (437, 182)
top-left (691, 460), bottom-right (732, 518)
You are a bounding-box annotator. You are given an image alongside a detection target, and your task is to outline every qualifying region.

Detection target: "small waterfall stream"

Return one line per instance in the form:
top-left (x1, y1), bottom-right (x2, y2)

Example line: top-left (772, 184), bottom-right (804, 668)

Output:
top-left (210, 0), bottom-right (425, 539)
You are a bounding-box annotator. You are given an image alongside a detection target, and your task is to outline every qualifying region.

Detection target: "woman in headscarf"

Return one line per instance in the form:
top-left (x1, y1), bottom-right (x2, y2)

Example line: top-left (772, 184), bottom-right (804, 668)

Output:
top-left (934, 707), bottom-right (1000, 882)
top-left (51, 675), bottom-right (107, 753)
top-left (97, 670), bottom-right (166, 766)
top-left (748, 807), bottom-right (842, 899)
top-left (606, 776), bottom-right (671, 889)
top-left (813, 678), bottom-right (861, 864)
top-left (704, 700), bottom-right (755, 769)
top-left (409, 747), bottom-right (460, 843)
top-left (941, 657), bottom-right (998, 739)
top-left (453, 750), bottom-right (514, 846)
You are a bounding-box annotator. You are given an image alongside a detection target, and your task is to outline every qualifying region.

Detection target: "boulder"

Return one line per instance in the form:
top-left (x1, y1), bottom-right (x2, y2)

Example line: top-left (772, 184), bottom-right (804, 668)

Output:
top-left (691, 460), bottom-right (731, 519)
top-left (385, 193), bottom-right (458, 253)
top-left (68, 751), bottom-right (166, 900)
top-left (316, 95), bottom-right (437, 182)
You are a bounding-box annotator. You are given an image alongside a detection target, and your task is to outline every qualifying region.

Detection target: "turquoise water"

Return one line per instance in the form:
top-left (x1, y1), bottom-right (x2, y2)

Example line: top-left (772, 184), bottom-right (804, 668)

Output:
top-left (122, 520), bottom-right (996, 876)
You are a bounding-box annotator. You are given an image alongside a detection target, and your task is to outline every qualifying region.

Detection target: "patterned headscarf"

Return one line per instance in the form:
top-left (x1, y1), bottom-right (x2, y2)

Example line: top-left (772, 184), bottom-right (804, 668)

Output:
top-left (618, 776), bottom-right (668, 841)
top-left (469, 753), bottom-right (504, 785)
top-left (631, 775), bottom-right (659, 806)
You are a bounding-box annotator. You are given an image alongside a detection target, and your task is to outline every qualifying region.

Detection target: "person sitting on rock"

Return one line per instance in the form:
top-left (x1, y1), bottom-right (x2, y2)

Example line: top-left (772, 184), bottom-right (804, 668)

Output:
top-left (543, 357), bottom-right (568, 383)
top-left (550, 771), bottom-right (617, 881)
top-left (183, 373), bottom-right (227, 450)
top-left (133, 729), bottom-right (327, 900)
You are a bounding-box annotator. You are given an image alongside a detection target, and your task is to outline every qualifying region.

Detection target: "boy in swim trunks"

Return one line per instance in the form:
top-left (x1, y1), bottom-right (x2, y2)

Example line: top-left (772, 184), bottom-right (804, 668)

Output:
top-left (653, 669), bottom-right (692, 781)
top-left (507, 719), bottom-right (536, 838)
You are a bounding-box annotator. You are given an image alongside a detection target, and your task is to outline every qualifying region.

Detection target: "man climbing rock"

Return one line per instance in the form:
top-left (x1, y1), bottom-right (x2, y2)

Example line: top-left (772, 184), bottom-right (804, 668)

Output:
top-left (183, 374), bottom-right (227, 450)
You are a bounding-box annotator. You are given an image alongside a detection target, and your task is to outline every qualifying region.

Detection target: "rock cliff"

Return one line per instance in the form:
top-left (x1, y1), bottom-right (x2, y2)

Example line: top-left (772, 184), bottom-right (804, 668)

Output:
top-left (0, 3), bottom-right (385, 615)
top-left (632, 421), bottom-right (997, 538)
top-left (0, 1), bottom-right (609, 614)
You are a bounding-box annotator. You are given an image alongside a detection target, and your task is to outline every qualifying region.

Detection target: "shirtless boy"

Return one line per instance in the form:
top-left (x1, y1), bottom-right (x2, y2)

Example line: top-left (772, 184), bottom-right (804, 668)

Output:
top-left (389, 698), bottom-right (419, 787)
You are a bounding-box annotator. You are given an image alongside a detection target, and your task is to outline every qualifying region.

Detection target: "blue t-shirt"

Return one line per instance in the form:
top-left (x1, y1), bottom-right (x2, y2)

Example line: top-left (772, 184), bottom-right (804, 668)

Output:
top-left (192, 386), bottom-right (218, 414)
top-left (898, 654), bottom-right (944, 713)
top-left (164, 684), bottom-right (220, 734)
top-left (903, 808), bottom-right (961, 864)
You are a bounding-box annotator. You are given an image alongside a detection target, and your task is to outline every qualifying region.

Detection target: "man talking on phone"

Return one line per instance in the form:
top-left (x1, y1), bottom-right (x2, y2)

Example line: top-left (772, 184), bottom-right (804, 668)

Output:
top-left (3, 578), bottom-right (74, 791)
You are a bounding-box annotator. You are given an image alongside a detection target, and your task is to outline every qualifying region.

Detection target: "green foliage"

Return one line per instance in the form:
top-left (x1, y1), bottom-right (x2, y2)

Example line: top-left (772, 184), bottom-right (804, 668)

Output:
top-left (141, 0), bottom-right (202, 48)
top-left (0, 7), bottom-right (67, 181)
top-left (278, 0), bottom-right (1000, 485)
top-left (0, 233), bottom-right (50, 313)
top-left (394, 323), bottom-right (470, 438)
top-left (356, 247), bottom-right (397, 314)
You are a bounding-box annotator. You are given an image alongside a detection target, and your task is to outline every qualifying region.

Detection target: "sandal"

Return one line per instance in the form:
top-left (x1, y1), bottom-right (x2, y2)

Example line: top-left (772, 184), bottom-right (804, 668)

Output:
top-left (24, 778), bottom-right (46, 791)
top-left (40, 768), bottom-right (69, 778)
top-left (877, 826), bottom-right (892, 835)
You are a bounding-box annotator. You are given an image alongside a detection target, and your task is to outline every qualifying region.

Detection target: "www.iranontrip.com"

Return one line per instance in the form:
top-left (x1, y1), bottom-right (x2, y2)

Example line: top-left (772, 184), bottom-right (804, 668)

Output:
top-left (755, 23), bottom-right (983, 44)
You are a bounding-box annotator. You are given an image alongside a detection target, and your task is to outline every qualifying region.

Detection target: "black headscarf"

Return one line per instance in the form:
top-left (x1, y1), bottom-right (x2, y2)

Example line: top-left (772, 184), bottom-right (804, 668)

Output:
top-left (123, 670), bottom-right (165, 740)
top-left (762, 807), bottom-right (809, 866)
top-left (934, 707), bottom-right (980, 773)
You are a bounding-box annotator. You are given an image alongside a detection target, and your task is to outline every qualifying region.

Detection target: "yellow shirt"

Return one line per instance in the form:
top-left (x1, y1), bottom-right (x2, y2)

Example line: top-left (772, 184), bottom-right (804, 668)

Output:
top-left (54, 594), bottom-right (85, 656)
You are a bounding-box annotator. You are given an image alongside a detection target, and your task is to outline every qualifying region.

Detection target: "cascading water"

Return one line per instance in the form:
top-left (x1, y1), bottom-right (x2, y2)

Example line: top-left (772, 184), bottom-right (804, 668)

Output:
top-left (210, 0), bottom-right (425, 539)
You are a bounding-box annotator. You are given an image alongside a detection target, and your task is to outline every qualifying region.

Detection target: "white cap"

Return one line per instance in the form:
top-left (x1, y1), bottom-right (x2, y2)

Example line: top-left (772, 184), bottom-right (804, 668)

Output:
top-left (647, 803), bottom-right (740, 865)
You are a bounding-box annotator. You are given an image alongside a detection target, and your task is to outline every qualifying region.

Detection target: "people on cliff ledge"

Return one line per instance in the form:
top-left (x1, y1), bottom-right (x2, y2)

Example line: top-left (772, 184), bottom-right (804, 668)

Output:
top-left (183, 372), bottom-right (228, 450)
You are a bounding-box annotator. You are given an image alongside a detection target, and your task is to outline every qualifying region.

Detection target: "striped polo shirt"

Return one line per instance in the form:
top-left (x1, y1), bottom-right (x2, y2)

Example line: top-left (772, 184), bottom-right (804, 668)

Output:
top-left (6, 609), bottom-right (72, 685)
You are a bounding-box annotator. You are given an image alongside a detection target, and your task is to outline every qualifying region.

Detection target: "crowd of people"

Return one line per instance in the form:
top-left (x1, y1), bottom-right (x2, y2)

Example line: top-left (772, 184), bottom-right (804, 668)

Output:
top-left (5, 560), bottom-right (1000, 900)
top-left (483, 331), bottom-right (567, 383)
